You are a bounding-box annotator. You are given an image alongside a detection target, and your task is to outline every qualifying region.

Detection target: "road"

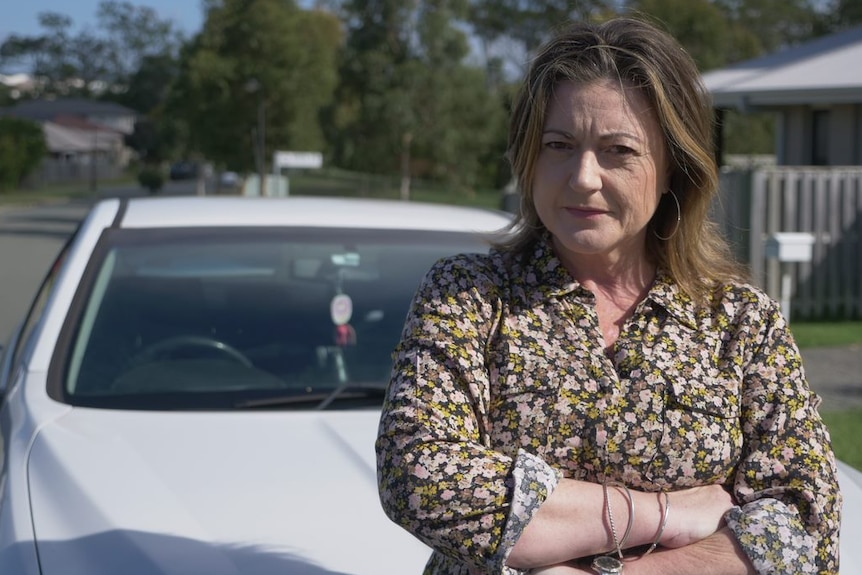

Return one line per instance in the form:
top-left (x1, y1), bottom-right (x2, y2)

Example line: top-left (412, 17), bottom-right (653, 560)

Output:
top-left (0, 181), bottom-right (198, 344)
top-left (0, 201), bottom-right (87, 343)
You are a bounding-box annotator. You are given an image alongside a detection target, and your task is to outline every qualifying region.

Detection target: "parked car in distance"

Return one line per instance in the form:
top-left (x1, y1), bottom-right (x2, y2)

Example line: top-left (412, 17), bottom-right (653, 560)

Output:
top-left (0, 196), bottom-right (859, 574)
top-left (168, 161), bottom-right (199, 180)
top-left (219, 170), bottom-right (241, 188)
top-left (0, 196), bottom-right (512, 575)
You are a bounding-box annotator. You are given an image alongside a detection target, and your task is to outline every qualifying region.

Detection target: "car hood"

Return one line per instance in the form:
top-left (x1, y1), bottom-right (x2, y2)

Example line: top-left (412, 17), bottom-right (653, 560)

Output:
top-left (838, 460), bottom-right (862, 575)
top-left (27, 408), bottom-right (430, 575)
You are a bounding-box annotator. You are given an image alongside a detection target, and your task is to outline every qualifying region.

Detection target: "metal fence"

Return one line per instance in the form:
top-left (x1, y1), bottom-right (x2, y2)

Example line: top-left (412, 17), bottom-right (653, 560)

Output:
top-left (717, 166), bottom-right (862, 320)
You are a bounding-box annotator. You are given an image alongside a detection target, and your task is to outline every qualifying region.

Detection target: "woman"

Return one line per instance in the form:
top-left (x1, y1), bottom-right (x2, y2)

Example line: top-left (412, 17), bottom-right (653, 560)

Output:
top-left (376, 17), bottom-right (841, 575)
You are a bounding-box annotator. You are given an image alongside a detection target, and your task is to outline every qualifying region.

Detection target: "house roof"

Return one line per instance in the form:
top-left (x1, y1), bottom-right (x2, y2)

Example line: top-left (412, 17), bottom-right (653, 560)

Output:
top-left (53, 114), bottom-right (114, 132)
top-left (702, 25), bottom-right (862, 109)
top-left (0, 98), bottom-right (138, 122)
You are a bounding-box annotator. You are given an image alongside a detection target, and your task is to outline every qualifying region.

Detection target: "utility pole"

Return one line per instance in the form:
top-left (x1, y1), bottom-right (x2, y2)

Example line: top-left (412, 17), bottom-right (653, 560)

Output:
top-left (258, 90), bottom-right (266, 196)
top-left (245, 78), bottom-right (266, 196)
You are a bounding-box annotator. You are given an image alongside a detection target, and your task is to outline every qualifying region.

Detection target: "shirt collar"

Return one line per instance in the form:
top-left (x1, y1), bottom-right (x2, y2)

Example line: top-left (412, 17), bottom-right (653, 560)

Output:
top-left (516, 233), bottom-right (700, 330)
top-left (519, 234), bottom-right (583, 299)
top-left (645, 269), bottom-right (699, 330)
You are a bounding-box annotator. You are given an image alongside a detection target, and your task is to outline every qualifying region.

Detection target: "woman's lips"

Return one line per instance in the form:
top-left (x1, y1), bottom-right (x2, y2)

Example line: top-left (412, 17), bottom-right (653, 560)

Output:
top-left (564, 206), bottom-right (607, 217)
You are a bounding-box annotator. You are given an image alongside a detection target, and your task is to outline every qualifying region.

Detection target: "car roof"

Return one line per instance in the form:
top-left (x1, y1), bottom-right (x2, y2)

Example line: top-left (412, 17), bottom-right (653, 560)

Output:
top-left (111, 196), bottom-right (514, 233)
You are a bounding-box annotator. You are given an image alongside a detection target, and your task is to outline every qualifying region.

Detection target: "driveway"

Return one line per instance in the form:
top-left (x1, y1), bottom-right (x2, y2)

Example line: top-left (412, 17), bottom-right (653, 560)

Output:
top-left (801, 344), bottom-right (862, 411)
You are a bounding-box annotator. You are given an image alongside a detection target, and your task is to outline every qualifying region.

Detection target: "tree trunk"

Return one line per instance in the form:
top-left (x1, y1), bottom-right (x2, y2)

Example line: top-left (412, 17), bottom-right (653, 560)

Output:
top-left (400, 131), bottom-right (412, 201)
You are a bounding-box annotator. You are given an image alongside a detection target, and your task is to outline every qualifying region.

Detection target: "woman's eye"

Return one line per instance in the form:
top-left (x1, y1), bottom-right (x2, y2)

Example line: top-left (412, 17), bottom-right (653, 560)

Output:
top-left (544, 141), bottom-right (571, 151)
top-left (607, 145), bottom-right (636, 155)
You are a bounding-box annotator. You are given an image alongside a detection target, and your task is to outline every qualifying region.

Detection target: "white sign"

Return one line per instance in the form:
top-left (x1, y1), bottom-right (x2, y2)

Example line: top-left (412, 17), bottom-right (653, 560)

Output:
top-left (273, 151), bottom-right (323, 170)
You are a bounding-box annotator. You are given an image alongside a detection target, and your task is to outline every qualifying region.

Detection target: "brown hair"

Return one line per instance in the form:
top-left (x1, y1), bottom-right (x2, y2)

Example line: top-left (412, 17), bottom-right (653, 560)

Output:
top-left (500, 17), bottom-right (746, 302)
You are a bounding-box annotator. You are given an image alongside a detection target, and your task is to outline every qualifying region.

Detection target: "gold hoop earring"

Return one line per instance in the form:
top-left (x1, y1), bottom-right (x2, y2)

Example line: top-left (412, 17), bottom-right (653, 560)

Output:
top-left (653, 190), bottom-right (681, 241)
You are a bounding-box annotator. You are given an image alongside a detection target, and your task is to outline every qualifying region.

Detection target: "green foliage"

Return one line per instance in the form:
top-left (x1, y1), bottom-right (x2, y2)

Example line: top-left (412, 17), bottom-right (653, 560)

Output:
top-left (0, 1), bottom-right (183, 99)
top-left (327, 0), bottom-right (508, 194)
top-left (0, 117), bottom-right (47, 192)
top-left (721, 109), bottom-right (776, 155)
top-left (1, 0), bottom-right (855, 195)
top-left (790, 321), bottom-right (862, 349)
top-left (820, 408), bottom-right (862, 471)
top-left (712, 0), bottom-right (824, 55)
top-left (170, 0), bottom-right (341, 173)
top-left (469, 0), bottom-right (617, 58)
top-left (136, 164), bottom-right (164, 194)
top-left (0, 83), bottom-right (13, 107)
top-left (96, 0), bottom-right (185, 83)
top-left (627, 0), bottom-right (734, 70)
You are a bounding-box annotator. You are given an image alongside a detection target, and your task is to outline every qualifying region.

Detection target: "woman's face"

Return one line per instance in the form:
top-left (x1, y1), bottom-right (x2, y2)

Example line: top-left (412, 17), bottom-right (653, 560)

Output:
top-left (532, 78), bottom-right (669, 270)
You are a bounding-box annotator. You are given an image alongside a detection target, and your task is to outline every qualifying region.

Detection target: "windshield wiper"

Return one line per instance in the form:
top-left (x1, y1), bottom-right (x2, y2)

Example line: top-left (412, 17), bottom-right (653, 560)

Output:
top-left (234, 384), bottom-right (388, 410)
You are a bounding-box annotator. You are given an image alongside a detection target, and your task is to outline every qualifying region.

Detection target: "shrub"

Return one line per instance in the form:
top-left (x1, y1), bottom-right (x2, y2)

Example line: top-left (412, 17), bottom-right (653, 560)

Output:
top-left (0, 117), bottom-right (47, 192)
top-left (137, 165), bottom-right (165, 194)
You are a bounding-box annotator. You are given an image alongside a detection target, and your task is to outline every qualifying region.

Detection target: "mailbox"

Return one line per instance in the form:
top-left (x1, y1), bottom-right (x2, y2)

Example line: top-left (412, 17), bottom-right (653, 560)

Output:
top-left (765, 232), bottom-right (815, 263)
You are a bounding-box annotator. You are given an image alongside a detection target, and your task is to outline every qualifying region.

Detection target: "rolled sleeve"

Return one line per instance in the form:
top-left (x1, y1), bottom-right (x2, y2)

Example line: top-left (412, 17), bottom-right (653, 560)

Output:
top-left (725, 499), bottom-right (819, 574)
top-left (732, 298), bottom-right (841, 574)
top-left (495, 450), bottom-right (563, 571)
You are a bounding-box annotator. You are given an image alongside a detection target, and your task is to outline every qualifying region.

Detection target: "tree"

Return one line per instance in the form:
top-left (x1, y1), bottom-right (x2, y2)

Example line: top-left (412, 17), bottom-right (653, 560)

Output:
top-left (170, 0), bottom-right (342, 173)
top-left (408, 0), bottom-right (508, 192)
top-left (0, 3), bottom-right (184, 99)
top-left (0, 82), bottom-right (14, 106)
top-left (0, 12), bottom-right (111, 97)
top-left (625, 0), bottom-right (736, 70)
top-left (467, 0), bottom-right (617, 77)
top-left (327, 0), bottom-right (507, 194)
top-left (0, 118), bottom-right (47, 192)
top-left (325, 0), bottom-right (418, 177)
top-left (111, 53), bottom-right (185, 164)
top-left (96, 1), bottom-right (185, 87)
top-left (818, 0), bottom-right (862, 32)
top-left (712, 0), bottom-right (824, 55)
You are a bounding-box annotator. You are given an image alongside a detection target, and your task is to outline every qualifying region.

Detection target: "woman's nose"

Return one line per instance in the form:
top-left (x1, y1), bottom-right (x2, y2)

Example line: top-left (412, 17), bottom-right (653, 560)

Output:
top-left (568, 151), bottom-right (602, 191)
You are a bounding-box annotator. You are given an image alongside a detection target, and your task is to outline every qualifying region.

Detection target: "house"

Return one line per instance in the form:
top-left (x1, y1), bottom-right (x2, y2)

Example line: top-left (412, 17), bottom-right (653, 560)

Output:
top-left (703, 25), bottom-right (862, 166)
top-left (701, 27), bottom-right (862, 320)
top-left (0, 98), bottom-right (138, 185)
top-left (3, 98), bottom-right (137, 135)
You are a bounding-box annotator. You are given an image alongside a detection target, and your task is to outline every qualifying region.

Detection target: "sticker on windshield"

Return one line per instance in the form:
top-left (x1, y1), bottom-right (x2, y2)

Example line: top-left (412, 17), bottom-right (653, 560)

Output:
top-left (330, 293), bottom-right (353, 326)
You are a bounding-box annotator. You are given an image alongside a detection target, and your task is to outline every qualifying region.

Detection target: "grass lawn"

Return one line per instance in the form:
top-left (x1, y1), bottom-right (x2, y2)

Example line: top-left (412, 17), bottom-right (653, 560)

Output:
top-left (789, 322), bottom-right (862, 469)
top-left (788, 322), bottom-right (862, 468)
top-left (790, 321), bottom-right (862, 348)
top-left (821, 408), bottom-right (862, 470)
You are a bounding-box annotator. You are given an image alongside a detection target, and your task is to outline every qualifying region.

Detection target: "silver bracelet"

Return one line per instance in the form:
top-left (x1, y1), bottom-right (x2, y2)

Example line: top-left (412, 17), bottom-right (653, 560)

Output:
top-left (602, 481), bottom-right (635, 558)
top-left (640, 490), bottom-right (670, 557)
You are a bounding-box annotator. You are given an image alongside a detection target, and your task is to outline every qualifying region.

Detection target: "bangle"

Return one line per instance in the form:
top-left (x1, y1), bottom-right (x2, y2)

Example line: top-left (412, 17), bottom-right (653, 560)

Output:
top-left (603, 481), bottom-right (635, 559)
top-left (640, 491), bottom-right (670, 557)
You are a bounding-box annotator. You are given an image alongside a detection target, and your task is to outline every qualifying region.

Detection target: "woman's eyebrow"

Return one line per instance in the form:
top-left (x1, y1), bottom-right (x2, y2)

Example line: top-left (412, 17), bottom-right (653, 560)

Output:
top-left (542, 128), bottom-right (574, 138)
top-left (542, 128), bottom-right (644, 143)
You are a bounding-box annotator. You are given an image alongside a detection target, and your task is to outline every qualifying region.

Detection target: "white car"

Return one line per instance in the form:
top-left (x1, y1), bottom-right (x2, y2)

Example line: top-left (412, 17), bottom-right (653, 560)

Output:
top-left (0, 196), bottom-right (512, 575)
top-left (0, 196), bottom-right (859, 574)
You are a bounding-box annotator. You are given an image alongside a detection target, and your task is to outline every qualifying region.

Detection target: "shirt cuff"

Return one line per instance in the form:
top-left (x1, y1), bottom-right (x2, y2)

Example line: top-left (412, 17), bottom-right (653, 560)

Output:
top-left (492, 449), bottom-right (562, 574)
top-left (724, 498), bottom-right (818, 575)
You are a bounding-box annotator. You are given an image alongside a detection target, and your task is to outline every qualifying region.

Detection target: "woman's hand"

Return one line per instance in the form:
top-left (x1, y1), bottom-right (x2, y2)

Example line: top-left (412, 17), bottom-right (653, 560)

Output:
top-left (530, 562), bottom-right (594, 575)
top-left (661, 484), bottom-right (735, 548)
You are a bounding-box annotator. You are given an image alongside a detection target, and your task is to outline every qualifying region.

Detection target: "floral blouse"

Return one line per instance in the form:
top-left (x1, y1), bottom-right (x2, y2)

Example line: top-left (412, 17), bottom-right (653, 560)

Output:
top-left (375, 236), bottom-right (842, 575)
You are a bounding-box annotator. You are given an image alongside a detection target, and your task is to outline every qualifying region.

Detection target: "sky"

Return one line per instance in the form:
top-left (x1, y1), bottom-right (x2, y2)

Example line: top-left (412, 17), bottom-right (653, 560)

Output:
top-left (1, 0), bottom-right (206, 41)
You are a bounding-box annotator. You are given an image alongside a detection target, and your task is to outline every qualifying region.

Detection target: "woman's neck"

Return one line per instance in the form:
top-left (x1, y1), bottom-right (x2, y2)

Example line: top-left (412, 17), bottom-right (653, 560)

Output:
top-left (554, 242), bottom-right (657, 352)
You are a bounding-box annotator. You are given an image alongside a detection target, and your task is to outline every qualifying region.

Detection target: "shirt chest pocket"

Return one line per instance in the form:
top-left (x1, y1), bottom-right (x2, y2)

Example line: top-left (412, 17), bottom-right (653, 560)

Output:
top-left (487, 343), bottom-right (560, 458)
top-left (646, 376), bottom-right (743, 487)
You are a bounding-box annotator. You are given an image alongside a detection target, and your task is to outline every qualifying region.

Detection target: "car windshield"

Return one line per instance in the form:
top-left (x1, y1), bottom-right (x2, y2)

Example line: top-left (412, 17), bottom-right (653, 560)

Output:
top-left (53, 226), bottom-right (492, 410)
